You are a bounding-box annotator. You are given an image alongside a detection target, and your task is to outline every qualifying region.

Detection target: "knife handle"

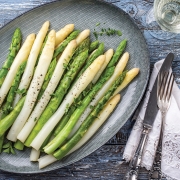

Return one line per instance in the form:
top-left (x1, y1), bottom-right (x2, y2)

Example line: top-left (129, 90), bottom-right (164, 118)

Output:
top-left (123, 127), bottom-right (150, 180)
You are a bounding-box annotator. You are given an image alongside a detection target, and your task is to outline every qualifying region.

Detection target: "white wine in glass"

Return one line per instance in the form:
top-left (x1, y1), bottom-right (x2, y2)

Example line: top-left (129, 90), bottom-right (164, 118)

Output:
top-left (154, 0), bottom-right (180, 33)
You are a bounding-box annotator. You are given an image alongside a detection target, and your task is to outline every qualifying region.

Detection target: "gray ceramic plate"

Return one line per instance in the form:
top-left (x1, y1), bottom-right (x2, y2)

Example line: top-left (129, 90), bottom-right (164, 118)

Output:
top-left (0, 0), bottom-right (149, 173)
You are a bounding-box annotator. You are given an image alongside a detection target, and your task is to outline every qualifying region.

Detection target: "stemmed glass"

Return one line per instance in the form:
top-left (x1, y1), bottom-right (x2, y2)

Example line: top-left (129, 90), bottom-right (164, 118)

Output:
top-left (146, 0), bottom-right (180, 40)
top-left (154, 0), bottom-right (180, 33)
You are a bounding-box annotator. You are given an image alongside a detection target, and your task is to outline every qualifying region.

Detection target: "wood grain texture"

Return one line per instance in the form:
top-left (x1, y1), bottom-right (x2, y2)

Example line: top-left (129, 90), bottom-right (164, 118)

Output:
top-left (0, 0), bottom-right (176, 179)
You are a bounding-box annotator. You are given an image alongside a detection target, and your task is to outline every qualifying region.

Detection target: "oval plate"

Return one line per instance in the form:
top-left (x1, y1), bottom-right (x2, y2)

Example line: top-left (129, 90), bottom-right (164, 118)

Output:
top-left (0, 0), bottom-right (149, 173)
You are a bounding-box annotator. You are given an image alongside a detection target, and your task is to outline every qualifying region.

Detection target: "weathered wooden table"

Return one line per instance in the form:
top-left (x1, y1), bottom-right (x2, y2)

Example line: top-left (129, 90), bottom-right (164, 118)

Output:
top-left (0, 0), bottom-right (178, 179)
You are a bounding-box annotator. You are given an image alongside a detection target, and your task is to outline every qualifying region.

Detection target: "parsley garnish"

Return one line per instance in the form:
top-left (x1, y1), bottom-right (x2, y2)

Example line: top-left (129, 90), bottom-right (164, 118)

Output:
top-left (93, 23), bottom-right (122, 39)
top-left (65, 103), bottom-right (70, 113)
top-left (16, 88), bottom-right (26, 96)
top-left (7, 105), bottom-right (13, 112)
top-left (63, 62), bottom-right (68, 70)
top-left (90, 105), bottom-right (94, 110)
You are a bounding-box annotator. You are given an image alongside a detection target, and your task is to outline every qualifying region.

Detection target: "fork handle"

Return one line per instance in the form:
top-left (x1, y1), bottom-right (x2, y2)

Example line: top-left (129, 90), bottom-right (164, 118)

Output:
top-left (149, 114), bottom-right (165, 180)
top-left (149, 145), bottom-right (162, 180)
top-left (124, 127), bottom-right (150, 180)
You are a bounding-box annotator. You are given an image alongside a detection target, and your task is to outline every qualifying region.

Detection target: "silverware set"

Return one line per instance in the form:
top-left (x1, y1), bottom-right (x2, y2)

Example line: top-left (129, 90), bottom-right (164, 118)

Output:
top-left (124, 53), bottom-right (174, 180)
top-left (149, 71), bottom-right (174, 180)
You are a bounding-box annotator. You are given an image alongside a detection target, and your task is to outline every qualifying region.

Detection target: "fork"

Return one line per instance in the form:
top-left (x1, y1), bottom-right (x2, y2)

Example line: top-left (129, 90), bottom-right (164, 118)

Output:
top-left (149, 71), bottom-right (174, 180)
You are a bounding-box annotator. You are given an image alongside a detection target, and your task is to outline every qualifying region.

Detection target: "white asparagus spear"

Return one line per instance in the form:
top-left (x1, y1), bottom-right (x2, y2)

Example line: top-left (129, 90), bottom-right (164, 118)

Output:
top-left (13, 21), bottom-right (50, 107)
top-left (67, 94), bottom-right (121, 155)
top-left (55, 24), bottom-right (74, 47)
top-left (92, 49), bottom-right (113, 84)
top-left (113, 68), bottom-right (140, 96)
top-left (17, 40), bottom-right (77, 143)
top-left (38, 94), bottom-right (120, 169)
top-left (38, 155), bottom-right (57, 169)
top-left (31, 55), bottom-right (105, 150)
top-left (68, 52), bottom-right (129, 139)
top-left (0, 34), bottom-right (35, 107)
top-left (6, 30), bottom-right (56, 142)
top-left (30, 148), bottom-right (40, 162)
top-left (75, 29), bottom-right (90, 46)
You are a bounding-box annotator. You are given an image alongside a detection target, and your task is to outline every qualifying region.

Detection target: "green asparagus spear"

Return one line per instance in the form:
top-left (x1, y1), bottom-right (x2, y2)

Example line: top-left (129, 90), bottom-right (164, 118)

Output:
top-left (36, 58), bottom-right (57, 101)
top-left (0, 28), bottom-right (22, 87)
top-left (72, 43), bottom-right (104, 85)
top-left (89, 40), bottom-right (99, 54)
top-left (0, 96), bottom-right (26, 137)
top-left (0, 61), bottom-right (26, 153)
top-left (1, 61), bottom-right (27, 119)
top-left (53, 30), bottom-right (80, 59)
top-left (80, 43), bottom-right (104, 74)
top-left (65, 38), bottom-right (90, 71)
top-left (54, 103), bottom-right (77, 136)
top-left (51, 72), bottom-right (126, 159)
top-left (73, 38), bottom-right (90, 58)
top-left (40, 131), bottom-right (54, 151)
top-left (44, 66), bottom-right (115, 154)
top-left (107, 39), bottom-right (127, 68)
top-left (14, 140), bottom-right (24, 150)
top-left (24, 50), bottom-right (89, 147)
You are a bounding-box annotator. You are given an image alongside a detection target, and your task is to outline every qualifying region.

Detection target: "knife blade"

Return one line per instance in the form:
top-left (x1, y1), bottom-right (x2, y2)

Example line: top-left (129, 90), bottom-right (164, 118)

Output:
top-left (123, 52), bottom-right (174, 180)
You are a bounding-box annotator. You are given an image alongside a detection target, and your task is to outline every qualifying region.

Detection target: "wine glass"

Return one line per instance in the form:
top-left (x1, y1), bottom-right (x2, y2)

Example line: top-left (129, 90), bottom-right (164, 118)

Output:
top-left (154, 0), bottom-right (180, 33)
top-left (146, 1), bottom-right (179, 40)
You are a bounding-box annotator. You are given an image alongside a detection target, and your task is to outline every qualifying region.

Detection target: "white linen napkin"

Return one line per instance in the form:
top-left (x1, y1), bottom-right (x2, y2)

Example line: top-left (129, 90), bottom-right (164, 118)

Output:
top-left (123, 60), bottom-right (180, 180)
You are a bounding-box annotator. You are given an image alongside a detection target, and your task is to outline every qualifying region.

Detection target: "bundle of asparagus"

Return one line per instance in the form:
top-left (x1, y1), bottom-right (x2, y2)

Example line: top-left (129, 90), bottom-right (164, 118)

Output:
top-left (0, 21), bottom-right (139, 169)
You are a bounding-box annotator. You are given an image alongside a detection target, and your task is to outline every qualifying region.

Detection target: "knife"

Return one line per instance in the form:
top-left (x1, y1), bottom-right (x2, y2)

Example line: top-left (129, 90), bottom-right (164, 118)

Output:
top-left (123, 53), bottom-right (174, 180)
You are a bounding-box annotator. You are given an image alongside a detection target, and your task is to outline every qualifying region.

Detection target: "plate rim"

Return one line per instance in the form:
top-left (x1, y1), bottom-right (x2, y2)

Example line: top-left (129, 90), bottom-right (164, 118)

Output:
top-left (0, 0), bottom-right (150, 174)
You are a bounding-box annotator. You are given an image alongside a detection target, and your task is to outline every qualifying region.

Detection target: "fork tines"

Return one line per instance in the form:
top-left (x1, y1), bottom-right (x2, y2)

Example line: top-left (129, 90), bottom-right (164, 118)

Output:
top-left (158, 71), bottom-right (174, 101)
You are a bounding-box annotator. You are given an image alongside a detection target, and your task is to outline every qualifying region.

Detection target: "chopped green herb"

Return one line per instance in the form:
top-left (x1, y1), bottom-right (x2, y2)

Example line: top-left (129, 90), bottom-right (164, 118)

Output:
top-left (65, 103), bottom-right (70, 113)
top-left (16, 88), bottom-right (26, 96)
top-left (93, 32), bottom-right (98, 39)
top-left (74, 97), bottom-right (78, 104)
top-left (76, 100), bottom-right (82, 107)
top-left (117, 30), bottom-right (122, 36)
top-left (7, 105), bottom-right (13, 112)
top-left (96, 22), bottom-right (100, 26)
top-left (93, 24), bottom-right (122, 39)
top-left (82, 90), bottom-right (88, 97)
top-left (90, 105), bottom-right (94, 110)
top-left (63, 63), bottom-right (68, 70)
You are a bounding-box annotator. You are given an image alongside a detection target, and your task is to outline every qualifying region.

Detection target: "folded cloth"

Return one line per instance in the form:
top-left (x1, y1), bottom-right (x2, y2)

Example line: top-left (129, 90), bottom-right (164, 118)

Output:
top-left (123, 60), bottom-right (180, 180)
